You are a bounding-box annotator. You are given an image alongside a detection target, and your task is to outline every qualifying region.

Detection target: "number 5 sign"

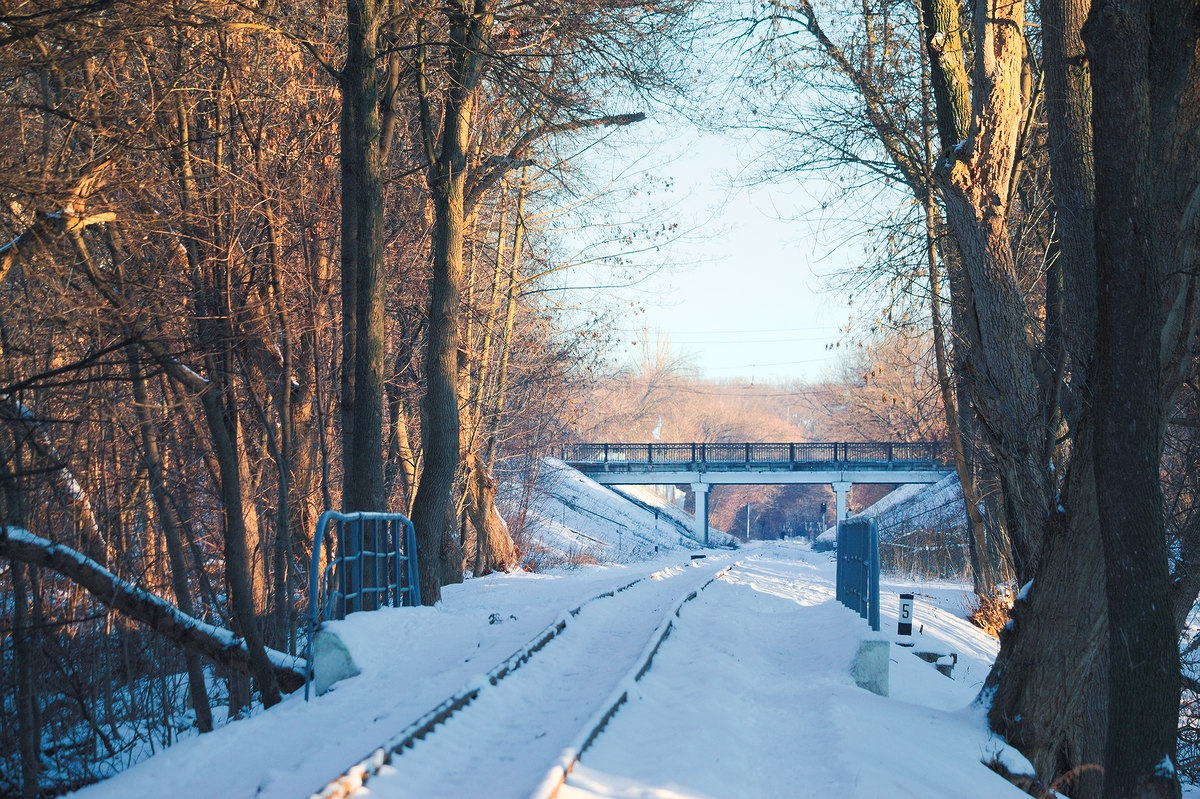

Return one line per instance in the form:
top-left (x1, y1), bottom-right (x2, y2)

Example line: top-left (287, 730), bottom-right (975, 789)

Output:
top-left (897, 593), bottom-right (914, 637)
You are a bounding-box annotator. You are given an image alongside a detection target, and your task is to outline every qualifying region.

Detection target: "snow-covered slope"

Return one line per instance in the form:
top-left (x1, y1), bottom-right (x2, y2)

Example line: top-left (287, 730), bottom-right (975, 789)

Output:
top-left (818, 472), bottom-right (965, 543)
top-left (517, 458), bottom-right (737, 568)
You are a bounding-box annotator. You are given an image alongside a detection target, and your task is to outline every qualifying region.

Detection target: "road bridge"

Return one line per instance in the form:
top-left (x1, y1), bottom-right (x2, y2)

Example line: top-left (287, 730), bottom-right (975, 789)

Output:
top-left (560, 442), bottom-right (953, 545)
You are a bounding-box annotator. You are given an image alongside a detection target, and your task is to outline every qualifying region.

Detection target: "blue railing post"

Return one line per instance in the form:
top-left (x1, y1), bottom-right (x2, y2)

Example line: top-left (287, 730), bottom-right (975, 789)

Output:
top-left (835, 517), bottom-right (880, 632)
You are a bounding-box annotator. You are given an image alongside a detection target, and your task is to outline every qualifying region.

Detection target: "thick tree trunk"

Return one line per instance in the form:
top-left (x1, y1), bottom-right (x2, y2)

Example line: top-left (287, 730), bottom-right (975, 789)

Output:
top-left (972, 2), bottom-right (1108, 793)
top-left (341, 0), bottom-right (386, 517)
top-left (916, 61), bottom-right (991, 591)
top-left (1086, 3), bottom-right (1186, 794)
top-left (411, 1), bottom-right (496, 604)
top-left (338, 0), bottom-right (387, 623)
top-left (1043, 0), bottom-right (1097, 413)
top-left (986, 420), bottom-right (1107, 796)
top-left (931, 0), bottom-right (1051, 586)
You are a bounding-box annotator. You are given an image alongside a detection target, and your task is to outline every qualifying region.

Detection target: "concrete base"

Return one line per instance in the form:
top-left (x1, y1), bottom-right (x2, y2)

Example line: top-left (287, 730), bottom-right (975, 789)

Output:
top-left (311, 628), bottom-right (361, 695)
top-left (851, 639), bottom-right (890, 697)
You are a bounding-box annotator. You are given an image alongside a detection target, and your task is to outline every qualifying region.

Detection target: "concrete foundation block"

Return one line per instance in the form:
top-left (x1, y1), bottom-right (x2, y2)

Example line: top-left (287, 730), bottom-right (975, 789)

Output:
top-left (852, 638), bottom-right (890, 697)
top-left (311, 627), bottom-right (361, 695)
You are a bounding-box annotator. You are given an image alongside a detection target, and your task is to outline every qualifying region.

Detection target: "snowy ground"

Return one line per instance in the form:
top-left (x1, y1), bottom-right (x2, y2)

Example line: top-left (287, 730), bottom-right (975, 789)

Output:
top-left (69, 539), bottom-right (1029, 799)
top-left (557, 545), bottom-right (1022, 799)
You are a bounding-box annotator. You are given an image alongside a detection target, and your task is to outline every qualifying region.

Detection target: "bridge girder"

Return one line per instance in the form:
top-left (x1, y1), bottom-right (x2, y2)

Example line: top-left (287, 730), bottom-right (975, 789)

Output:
top-left (579, 469), bottom-right (949, 487)
top-left (578, 468), bottom-right (951, 546)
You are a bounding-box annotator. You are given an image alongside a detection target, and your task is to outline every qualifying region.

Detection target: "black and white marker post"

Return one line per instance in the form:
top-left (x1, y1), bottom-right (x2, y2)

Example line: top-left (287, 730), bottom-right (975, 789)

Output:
top-left (897, 593), bottom-right (914, 645)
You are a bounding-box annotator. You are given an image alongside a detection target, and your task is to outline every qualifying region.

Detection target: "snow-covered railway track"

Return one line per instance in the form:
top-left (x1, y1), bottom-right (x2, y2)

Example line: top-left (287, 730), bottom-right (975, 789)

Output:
top-left (309, 556), bottom-right (732, 799)
top-left (528, 562), bottom-right (734, 799)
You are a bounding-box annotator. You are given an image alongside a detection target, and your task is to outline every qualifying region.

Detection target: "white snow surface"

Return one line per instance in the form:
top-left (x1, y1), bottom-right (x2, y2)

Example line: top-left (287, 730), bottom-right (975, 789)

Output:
top-left (817, 471), bottom-right (966, 547)
top-left (518, 459), bottom-right (736, 564)
top-left (69, 538), bottom-right (1030, 799)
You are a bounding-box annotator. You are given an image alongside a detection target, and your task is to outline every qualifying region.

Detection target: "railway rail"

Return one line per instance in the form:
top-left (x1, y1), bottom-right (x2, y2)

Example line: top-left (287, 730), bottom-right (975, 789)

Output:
top-left (309, 556), bottom-right (735, 799)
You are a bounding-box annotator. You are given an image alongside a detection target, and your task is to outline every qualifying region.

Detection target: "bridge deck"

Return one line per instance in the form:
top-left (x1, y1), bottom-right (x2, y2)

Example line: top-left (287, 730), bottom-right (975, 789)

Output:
top-left (561, 441), bottom-right (948, 476)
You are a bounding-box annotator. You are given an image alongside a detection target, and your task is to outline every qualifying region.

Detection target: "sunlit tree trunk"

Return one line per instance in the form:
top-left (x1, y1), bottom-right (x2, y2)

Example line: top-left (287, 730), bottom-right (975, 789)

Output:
top-left (411, 1), bottom-right (497, 603)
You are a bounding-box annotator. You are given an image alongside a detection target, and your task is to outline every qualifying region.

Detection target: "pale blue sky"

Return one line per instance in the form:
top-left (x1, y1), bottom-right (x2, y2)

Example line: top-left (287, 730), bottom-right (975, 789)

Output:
top-left (600, 124), bottom-right (864, 385)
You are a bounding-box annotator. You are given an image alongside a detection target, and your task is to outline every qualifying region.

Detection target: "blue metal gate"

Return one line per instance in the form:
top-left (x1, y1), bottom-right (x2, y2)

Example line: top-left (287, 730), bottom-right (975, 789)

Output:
top-left (307, 510), bottom-right (422, 626)
top-left (836, 517), bottom-right (880, 631)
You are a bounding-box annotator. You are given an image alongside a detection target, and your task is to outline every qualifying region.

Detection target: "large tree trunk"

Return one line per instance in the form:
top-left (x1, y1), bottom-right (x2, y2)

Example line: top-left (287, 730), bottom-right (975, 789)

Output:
top-left (1086, 2), bottom-right (1193, 794)
top-left (337, 0), bottom-right (388, 622)
top-left (921, 2), bottom-right (1124, 792)
top-left (411, 1), bottom-right (497, 604)
top-left (916, 64), bottom-right (991, 591)
top-left (985, 420), bottom-right (1107, 796)
top-left (974, 3), bottom-right (1107, 793)
top-left (341, 0), bottom-right (386, 517)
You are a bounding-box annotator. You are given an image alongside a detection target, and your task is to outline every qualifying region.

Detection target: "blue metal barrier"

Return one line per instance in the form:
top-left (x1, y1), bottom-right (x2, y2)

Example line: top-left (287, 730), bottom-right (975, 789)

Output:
top-left (308, 510), bottom-right (422, 624)
top-left (305, 511), bottom-right (421, 699)
top-left (836, 517), bottom-right (880, 631)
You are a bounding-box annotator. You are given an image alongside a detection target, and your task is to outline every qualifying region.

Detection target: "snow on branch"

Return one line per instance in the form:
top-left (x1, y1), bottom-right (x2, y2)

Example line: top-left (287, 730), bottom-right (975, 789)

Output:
top-left (0, 159), bottom-right (116, 288)
top-left (0, 526), bottom-right (306, 693)
top-left (0, 395), bottom-right (106, 557)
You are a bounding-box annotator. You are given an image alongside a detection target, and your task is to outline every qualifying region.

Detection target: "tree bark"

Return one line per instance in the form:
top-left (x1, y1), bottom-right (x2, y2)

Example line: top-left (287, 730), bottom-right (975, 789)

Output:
top-left (914, 26), bottom-right (992, 592)
top-left (341, 0), bottom-right (387, 517)
top-left (985, 419), bottom-right (1107, 796)
top-left (410, 1), bottom-right (497, 604)
top-left (1085, 2), bottom-right (1193, 794)
top-left (971, 3), bottom-right (1107, 793)
top-left (933, 0), bottom-right (1050, 585)
top-left (463, 451), bottom-right (517, 575)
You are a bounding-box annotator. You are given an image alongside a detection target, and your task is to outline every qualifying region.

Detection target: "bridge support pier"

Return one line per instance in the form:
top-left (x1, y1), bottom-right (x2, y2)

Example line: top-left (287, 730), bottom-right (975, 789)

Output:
top-left (691, 483), bottom-right (710, 546)
top-left (833, 481), bottom-right (852, 523)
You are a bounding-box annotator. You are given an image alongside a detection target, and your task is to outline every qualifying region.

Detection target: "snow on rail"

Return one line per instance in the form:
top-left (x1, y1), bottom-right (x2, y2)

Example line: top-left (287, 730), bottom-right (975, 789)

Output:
top-left (528, 563), bottom-right (736, 799)
top-left (308, 559), bottom-right (722, 799)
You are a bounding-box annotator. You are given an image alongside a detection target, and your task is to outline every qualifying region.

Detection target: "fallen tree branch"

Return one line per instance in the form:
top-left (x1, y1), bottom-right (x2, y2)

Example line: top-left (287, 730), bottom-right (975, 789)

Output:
top-left (0, 526), bottom-right (306, 694)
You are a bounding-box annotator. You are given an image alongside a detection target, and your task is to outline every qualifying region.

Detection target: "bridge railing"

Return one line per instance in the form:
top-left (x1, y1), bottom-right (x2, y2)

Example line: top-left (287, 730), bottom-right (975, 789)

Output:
top-left (560, 441), bottom-right (946, 467)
